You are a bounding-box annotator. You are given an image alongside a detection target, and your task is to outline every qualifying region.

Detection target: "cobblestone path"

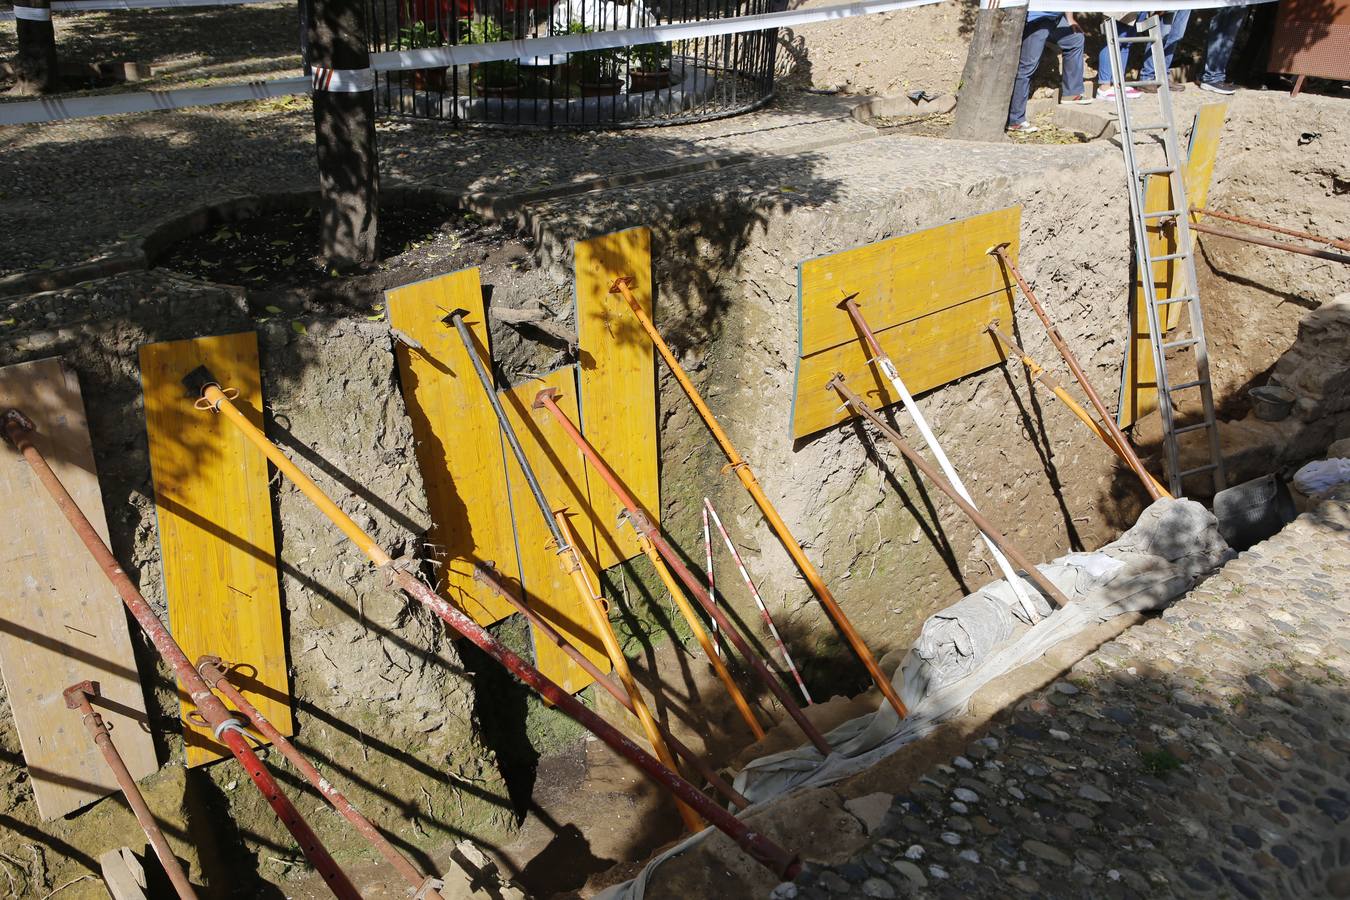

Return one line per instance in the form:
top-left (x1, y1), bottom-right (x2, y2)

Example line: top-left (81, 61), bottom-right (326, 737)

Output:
top-left (782, 490), bottom-right (1350, 899)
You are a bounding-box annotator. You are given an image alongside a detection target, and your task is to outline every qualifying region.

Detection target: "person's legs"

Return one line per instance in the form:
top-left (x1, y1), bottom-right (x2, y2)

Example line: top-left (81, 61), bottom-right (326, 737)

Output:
top-left (1054, 23), bottom-right (1086, 96)
top-left (1202, 7), bottom-right (1247, 85)
top-left (1009, 20), bottom-right (1053, 126)
top-left (1141, 10), bottom-right (1190, 81)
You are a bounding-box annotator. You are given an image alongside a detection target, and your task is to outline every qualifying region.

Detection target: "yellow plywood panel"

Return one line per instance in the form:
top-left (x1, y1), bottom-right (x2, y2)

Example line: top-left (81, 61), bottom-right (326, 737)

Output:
top-left (793, 290), bottom-right (1015, 437)
top-left (141, 333), bottom-right (291, 768)
top-left (0, 358), bottom-right (157, 819)
top-left (575, 227), bottom-right (658, 570)
top-left (499, 368), bottom-right (610, 694)
top-left (387, 269), bottom-right (521, 627)
top-left (1118, 176), bottom-right (1185, 427)
top-left (798, 207), bottom-right (1022, 357)
top-left (791, 208), bottom-right (1021, 439)
top-left (1186, 102), bottom-right (1229, 213)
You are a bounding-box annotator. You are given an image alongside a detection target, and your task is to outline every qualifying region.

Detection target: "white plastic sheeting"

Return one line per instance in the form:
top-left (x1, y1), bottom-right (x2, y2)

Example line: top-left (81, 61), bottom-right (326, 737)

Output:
top-left (598, 498), bottom-right (1232, 900)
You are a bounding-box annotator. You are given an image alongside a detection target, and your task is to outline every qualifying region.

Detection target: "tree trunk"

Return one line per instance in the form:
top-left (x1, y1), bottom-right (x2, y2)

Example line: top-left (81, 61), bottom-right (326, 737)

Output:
top-left (949, 6), bottom-right (1027, 142)
top-left (13, 0), bottom-right (59, 95)
top-left (307, 0), bottom-right (379, 270)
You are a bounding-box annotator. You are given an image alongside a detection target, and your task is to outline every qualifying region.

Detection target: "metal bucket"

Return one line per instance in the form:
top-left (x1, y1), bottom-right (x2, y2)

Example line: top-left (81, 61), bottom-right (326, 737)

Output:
top-left (1250, 385), bottom-right (1295, 421)
top-left (1214, 473), bottom-right (1298, 551)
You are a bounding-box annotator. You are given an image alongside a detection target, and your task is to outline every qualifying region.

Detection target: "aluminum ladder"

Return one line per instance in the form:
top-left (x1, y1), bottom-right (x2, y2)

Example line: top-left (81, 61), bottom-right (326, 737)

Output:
top-left (1106, 14), bottom-right (1225, 498)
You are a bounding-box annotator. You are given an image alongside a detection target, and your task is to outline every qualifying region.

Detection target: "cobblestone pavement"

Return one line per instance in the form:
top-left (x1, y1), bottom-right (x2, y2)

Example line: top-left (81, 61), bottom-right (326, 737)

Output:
top-left (781, 491), bottom-right (1350, 899)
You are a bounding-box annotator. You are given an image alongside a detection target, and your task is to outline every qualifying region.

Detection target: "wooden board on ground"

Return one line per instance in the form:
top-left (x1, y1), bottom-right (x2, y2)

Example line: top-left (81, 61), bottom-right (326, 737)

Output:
top-left (1118, 105), bottom-right (1228, 427)
top-left (141, 333), bottom-right (292, 768)
top-left (575, 227), bottom-right (659, 569)
top-left (0, 358), bottom-right (157, 820)
top-left (387, 269), bottom-right (521, 627)
top-left (100, 847), bottom-right (149, 900)
top-left (499, 367), bottom-right (611, 695)
top-left (791, 207), bottom-right (1021, 439)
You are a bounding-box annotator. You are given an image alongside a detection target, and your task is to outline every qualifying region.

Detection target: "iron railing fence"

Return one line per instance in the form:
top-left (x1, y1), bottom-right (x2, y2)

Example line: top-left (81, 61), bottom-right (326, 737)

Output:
top-left (365, 0), bottom-right (779, 127)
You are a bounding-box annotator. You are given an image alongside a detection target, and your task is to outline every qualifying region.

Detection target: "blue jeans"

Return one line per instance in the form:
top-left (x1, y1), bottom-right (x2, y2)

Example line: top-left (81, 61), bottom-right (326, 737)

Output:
top-left (1202, 7), bottom-right (1247, 84)
top-left (1098, 11), bottom-right (1191, 86)
top-left (1008, 16), bottom-right (1085, 126)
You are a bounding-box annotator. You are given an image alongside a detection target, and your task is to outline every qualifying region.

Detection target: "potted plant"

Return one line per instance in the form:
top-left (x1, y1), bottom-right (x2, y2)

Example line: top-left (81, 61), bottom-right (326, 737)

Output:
top-left (628, 42), bottom-right (671, 92)
top-left (396, 18), bottom-right (447, 92)
top-left (463, 17), bottom-right (520, 97)
top-left (567, 22), bottom-right (622, 96)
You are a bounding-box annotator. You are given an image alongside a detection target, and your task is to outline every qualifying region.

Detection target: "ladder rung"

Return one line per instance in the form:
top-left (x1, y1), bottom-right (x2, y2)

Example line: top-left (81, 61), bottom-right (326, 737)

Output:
top-left (1132, 123), bottom-right (1169, 132)
top-left (1144, 209), bottom-right (1182, 219)
top-left (1174, 421), bottom-right (1213, 435)
top-left (1124, 80), bottom-right (1161, 88)
top-left (1163, 337), bottom-right (1199, 351)
top-left (1169, 379), bottom-right (1206, 391)
top-left (1138, 167), bottom-right (1176, 177)
top-left (1149, 254), bottom-right (1189, 264)
top-left (1154, 294), bottom-right (1197, 306)
top-left (1179, 463), bottom-right (1218, 478)
top-left (1117, 36), bottom-right (1153, 44)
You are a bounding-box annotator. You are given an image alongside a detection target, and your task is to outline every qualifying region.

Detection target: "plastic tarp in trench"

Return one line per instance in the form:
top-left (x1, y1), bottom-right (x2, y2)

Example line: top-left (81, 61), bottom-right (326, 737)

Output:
top-left (598, 498), bottom-right (1234, 899)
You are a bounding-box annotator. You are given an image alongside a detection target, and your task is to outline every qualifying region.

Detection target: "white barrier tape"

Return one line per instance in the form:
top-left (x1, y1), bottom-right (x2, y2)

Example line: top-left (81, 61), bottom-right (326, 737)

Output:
top-left (312, 66), bottom-right (375, 93)
top-left (11, 5), bottom-right (53, 19)
top-left (370, 0), bottom-right (947, 72)
top-left (0, 75), bottom-right (307, 125)
top-left (0, 0), bottom-right (1278, 125)
top-left (0, 0), bottom-right (281, 19)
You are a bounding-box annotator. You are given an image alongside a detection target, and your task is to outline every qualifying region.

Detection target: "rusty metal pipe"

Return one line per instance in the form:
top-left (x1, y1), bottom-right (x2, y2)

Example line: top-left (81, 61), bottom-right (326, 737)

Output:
top-left (609, 276), bottom-right (910, 721)
top-left (534, 388), bottom-right (833, 755)
top-left (472, 564), bottom-right (751, 810)
top-left (195, 657), bottom-right (443, 900)
top-left (64, 681), bottom-right (199, 900)
top-left (185, 387), bottom-right (801, 879)
top-left (827, 376), bottom-right (1074, 610)
top-left (1191, 207), bottom-right (1350, 252)
top-left (1188, 221), bottom-right (1350, 265)
top-left (1, 409), bottom-right (360, 900)
top-left (989, 245), bottom-right (1164, 502)
top-left (985, 325), bottom-right (1172, 500)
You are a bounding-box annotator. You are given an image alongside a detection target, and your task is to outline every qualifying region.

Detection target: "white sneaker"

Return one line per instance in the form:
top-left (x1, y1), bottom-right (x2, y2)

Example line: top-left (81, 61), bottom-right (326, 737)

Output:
top-left (1007, 122), bottom-right (1040, 134)
top-left (1099, 85), bottom-right (1142, 101)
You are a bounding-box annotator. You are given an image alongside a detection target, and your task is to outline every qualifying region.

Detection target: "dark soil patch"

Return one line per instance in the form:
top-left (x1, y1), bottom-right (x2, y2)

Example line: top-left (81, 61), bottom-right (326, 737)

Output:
top-left (159, 201), bottom-right (487, 291)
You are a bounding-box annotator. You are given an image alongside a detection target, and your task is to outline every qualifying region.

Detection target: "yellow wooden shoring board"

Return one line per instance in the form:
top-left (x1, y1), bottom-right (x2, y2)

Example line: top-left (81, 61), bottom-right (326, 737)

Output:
top-left (140, 333), bottom-right (291, 768)
top-left (1185, 102), bottom-right (1229, 214)
top-left (575, 227), bottom-right (659, 570)
top-left (791, 207), bottom-right (1021, 439)
top-left (498, 367), bottom-right (611, 694)
top-left (387, 269), bottom-right (521, 627)
top-left (0, 358), bottom-right (157, 819)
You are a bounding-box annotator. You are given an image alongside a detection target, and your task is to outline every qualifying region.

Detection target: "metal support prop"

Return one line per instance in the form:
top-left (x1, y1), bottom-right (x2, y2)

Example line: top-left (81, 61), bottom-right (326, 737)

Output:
top-left (701, 505), bottom-right (724, 659)
top-left (472, 564), bottom-right (750, 811)
top-left (195, 657), bottom-right (444, 900)
top-left (1, 409), bottom-right (360, 900)
top-left (64, 681), bottom-right (199, 900)
top-left (826, 377), bottom-right (1074, 610)
top-left (185, 381), bottom-right (801, 878)
top-left (1191, 207), bottom-right (1350, 252)
top-left (704, 499), bottom-right (813, 706)
top-left (985, 325), bottom-right (1173, 500)
top-left (989, 244), bottom-right (1165, 502)
top-left (1187, 220), bottom-right (1350, 266)
top-left (554, 511), bottom-right (704, 832)
top-left (840, 297), bottom-right (1040, 622)
top-left (533, 388), bottom-right (832, 756)
top-left (609, 276), bottom-right (909, 721)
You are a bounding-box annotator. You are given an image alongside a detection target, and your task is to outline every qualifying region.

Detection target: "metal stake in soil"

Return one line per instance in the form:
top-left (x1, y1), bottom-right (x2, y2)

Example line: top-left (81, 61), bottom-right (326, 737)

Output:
top-left (195, 657), bottom-right (444, 900)
top-left (986, 324), bottom-right (1172, 500)
top-left (826, 376), bottom-right (1074, 611)
top-left (988, 244), bottom-right (1165, 502)
top-left (609, 275), bottom-right (910, 721)
top-left (534, 387), bottom-right (832, 756)
top-left (184, 379), bottom-right (801, 878)
top-left (2, 408), bottom-right (360, 900)
top-left (1191, 207), bottom-right (1350, 253)
top-left (1186, 220), bottom-right (1350, 266)
top-left (64, 681), bottom-right (200, 900)
top-left (840, 295), bottom-right (1041, 623)
top-left (472, 563), bottom-right (751, 811)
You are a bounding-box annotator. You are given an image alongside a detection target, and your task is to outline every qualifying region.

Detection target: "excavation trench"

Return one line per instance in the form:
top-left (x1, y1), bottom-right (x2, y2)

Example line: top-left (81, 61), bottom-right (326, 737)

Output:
top-left (0, 89), bottom-right (1345, 900)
